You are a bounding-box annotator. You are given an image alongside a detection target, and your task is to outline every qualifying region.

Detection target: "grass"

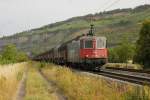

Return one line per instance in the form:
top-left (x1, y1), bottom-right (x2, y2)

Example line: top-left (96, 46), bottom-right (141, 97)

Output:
top-left (41, 63), bottom-right (150, 100)
top-left (1, 61), bottom-right (148, 100)
top-left (24, 63), bottom-right (59, 100)
top-left (0, 63), bottom-right (26, 100)
top-left (123, 86), bottom-right (150, 100)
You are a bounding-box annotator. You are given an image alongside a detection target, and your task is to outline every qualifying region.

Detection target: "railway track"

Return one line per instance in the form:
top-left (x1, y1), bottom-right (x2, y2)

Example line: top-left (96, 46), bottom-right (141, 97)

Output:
top-left (87, 67), bottom-right (150, 85)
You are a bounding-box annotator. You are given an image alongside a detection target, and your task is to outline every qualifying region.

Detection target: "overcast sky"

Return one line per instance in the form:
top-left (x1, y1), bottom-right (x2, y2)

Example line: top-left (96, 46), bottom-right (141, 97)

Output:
top-left (0, 0), bottom-right (150, 36)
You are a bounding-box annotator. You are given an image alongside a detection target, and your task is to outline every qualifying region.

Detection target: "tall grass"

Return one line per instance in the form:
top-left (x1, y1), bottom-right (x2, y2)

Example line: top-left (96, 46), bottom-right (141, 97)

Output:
top-left (25, 63), bottom-right (59, 100)
top-left (41, 63), bottom-right (150, 100)
top-left (0, 63), bottom-right (26, 100)
top-left (123, 86), bottom-right (150, 100)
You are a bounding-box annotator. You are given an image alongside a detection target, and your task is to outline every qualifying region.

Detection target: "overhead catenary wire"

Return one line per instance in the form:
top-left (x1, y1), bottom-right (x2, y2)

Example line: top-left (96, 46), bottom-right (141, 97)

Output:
top-left (89, 0), bottom-right (122, 30)
top-left (88, 0), bottom-right (121, 35)
top-left (103, 0), bottom-right (121, 11)
top-left (88, 0), bottom-right (150, 35)
top-left (89, 0), bottom-right (110, 25)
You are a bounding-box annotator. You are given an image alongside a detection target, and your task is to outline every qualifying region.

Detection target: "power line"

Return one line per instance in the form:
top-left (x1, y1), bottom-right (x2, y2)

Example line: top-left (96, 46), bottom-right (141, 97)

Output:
top-left (89, 0), bottom-right (121, 25)
top-left (103, 0), bottom-right (121, 11)
top-left (101, 0), bottom-right (113, 9)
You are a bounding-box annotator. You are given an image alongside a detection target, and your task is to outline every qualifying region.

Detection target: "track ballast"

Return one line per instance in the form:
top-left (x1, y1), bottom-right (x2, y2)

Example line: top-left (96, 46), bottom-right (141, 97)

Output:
top-left (87, 67), bottom-right (150, 85)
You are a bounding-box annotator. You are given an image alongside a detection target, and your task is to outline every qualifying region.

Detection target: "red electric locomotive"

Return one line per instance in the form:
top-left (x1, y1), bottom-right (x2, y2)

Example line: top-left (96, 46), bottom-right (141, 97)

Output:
top-left (66, 25), bottom-right (108, 69)
top-left (80, 36), bottom-right (108, 64)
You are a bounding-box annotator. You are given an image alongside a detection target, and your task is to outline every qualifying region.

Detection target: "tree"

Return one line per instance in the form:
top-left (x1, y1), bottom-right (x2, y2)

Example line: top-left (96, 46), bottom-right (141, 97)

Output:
top-left (0, 44), bottom-right (28, 64)
top-left (109, 39), bottom-right (135, 63)
top-left (134, 20), bottom-right (150, 68)
top-left (109, 48), bottom-right (119, 63)
top-left (1, 44), bottom-right (18, 63)
top-left (116, 40), bottom-right (135, 63)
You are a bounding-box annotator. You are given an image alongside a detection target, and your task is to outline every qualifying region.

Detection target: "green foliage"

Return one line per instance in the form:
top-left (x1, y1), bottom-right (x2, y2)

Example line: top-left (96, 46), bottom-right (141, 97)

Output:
top-left (1, 44), bottom-right (18, 63)
top-left (134, 20), bottom-right (150, 68)
top-left (108, 48), bottom-right (119, 63)
top-left (16, 51), bottom-right (28, 62)
top-left (109, 39), bottom-right (135, 63)
top-left (124, 87), bottom-right (149, 100)
top-left (0, 44), bottom-right (28, 64)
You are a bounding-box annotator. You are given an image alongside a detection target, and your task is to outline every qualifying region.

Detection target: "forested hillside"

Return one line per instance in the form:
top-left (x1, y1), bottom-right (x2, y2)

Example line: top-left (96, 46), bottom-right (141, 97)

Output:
top-left (0, 5), bottom-right (150, 56)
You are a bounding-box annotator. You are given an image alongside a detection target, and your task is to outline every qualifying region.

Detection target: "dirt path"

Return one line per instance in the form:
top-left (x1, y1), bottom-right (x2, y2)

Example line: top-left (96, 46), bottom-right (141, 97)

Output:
top-left (39, 70), bottom-right (67, 100)
top-left (14, 65), bottom-right (67, 100)
top-left (15, 68), bottom-right (28, 100)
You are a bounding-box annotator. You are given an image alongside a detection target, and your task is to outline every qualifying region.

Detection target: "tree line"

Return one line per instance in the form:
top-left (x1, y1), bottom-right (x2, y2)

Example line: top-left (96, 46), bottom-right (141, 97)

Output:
top-left (109, 20), bottom-right (150, 68)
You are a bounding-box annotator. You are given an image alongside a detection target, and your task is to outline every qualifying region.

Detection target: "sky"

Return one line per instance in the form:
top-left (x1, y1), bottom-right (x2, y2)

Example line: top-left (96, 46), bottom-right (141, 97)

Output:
top-left (0, 0), bottom-right (150, 36)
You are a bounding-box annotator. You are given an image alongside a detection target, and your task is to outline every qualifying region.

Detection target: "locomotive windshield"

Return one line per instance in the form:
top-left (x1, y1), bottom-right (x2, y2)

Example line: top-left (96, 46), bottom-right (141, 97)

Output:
top-left (84, 40), bottom-right (93, 48)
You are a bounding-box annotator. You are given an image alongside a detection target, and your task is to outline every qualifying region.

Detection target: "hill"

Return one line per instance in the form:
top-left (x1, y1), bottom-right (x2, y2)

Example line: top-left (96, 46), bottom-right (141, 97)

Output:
top-left (0, 5), bottom-right (150, 56)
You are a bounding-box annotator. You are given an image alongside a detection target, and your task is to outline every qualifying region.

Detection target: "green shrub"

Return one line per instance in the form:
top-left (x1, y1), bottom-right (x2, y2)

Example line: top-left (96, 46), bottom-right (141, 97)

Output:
top-left (0, 44), bottom-right (28, 65)
top-left (109, 39), bottom-right (135, 63)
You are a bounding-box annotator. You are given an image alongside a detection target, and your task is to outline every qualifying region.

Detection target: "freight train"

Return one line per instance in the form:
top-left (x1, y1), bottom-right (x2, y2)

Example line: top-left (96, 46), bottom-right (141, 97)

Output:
top-left (34, 25), bottom-right (108, 70)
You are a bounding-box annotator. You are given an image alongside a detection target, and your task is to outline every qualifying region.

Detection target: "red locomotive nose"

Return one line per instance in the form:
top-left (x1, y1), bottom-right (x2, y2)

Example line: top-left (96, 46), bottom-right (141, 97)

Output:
top-left (80, 49), bottom-right (108, 59)
top-left (92, 50), bottom-right (97, 54)
top-left (80, 36), bottom-right (108, 59)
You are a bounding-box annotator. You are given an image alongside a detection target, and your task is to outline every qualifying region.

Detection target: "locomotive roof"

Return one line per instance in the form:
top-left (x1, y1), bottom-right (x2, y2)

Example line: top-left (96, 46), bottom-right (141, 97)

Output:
top-left (80, 36), bottom-right (106, 40)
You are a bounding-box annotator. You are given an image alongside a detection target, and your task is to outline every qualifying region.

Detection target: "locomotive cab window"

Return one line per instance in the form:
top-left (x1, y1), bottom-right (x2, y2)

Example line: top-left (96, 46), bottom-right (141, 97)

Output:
top-left (96, 38), bottom-right (106, 48)
top-left (84, 40), bottom-right (93, 48)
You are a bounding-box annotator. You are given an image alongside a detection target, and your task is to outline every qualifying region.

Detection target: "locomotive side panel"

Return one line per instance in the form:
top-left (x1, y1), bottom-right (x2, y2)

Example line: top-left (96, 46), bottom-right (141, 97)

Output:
top-left (58, 45), bottom-right (67, 64)
top-left (54, 46), bottom-right (60, 63)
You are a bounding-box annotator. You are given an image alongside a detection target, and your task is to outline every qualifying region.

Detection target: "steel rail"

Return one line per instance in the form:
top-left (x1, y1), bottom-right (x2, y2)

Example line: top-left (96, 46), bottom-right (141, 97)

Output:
top-left (88, 68), bottom-right (150, 85)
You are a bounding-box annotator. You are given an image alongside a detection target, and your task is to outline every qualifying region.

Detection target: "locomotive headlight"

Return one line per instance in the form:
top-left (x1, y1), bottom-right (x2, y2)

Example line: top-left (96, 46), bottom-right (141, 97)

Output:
top-left (95, 54), bottom-right (98, 57)
top-left (86, 55), bottom-right (89, 57)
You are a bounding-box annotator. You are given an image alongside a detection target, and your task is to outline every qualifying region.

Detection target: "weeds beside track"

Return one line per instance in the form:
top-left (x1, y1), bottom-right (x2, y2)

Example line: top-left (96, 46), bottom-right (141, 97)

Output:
top-left (40, 63), bottom-right (150, 100)
top-left (96, 68), bottom-right (150, 85)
